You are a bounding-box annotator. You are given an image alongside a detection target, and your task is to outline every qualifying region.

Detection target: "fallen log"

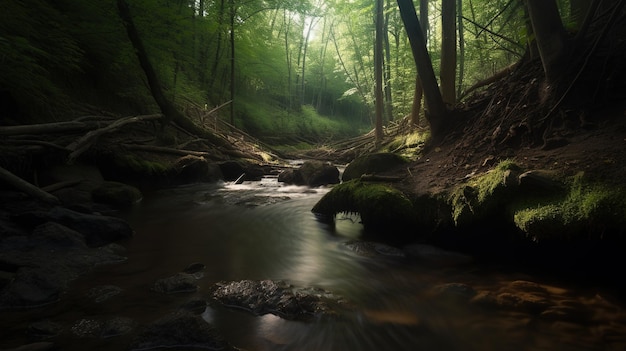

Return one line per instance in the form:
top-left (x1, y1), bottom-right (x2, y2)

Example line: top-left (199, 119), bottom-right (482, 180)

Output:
top-left (0, 121), bottom-right (92, 136)
top-left (121, 143), bottom-right (211, 157)
top-left (0, 166), bottom-right (60, 204)
top-left (66, 114), bottom-right (163, 163)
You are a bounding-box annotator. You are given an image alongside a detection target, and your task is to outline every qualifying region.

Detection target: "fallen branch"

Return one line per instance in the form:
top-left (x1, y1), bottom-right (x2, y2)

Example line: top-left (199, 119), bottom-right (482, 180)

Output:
top-left (66, 114), bottom-right (163, 163)
top-left (0, 166), bottom-right (60, 204)
top-left (122, 143), bottom-right (211, 157)
top-left (0, 121), bottom-right (92, 136)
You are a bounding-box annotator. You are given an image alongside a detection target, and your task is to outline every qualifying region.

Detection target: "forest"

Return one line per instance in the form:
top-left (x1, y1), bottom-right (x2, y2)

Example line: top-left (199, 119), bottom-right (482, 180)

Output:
top-left (1, 1), bottom-right (626, 350)
top-left (2, 0), bottom-right (602, 143)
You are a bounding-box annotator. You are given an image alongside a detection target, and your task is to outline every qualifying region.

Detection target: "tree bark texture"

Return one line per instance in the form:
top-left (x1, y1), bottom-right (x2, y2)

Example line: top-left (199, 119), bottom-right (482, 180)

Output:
top-left (375, 0), bottom-right (385, 140)
top-left (525, 0), bottom-right (568, 82)
top-left (396, 0), bottom-right (448, 137)
top-left (440, 0), bottom-right (457, 105)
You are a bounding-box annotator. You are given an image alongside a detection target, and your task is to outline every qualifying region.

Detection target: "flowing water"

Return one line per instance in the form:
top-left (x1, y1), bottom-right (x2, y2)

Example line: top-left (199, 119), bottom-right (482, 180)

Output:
top-left (3, 177), bottom-right (626, 350)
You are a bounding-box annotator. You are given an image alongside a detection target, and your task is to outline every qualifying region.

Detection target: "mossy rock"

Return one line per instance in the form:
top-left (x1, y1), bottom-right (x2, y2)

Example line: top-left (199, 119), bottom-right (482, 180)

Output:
top-left (312, 180), bottom-right (417, 239)
top-left (342, 153), bottom-right (409, 182)
top-left (449, 160), bottom-right (521, 227)
top-left (512, 172), bottom-right (626, 242)
top-left (92, 181), bottom-right (142, 209)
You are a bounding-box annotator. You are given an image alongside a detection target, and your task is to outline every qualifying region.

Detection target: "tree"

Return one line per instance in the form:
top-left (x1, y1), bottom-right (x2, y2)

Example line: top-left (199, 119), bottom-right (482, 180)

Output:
top-left (375, 0), bottom-right (385, 140)
top-left (396, 0), bottom-right (448, 137)
top-left (440, 0), bottom-right (456, 104)
top-left (525, 0), bottom-right (568, 84)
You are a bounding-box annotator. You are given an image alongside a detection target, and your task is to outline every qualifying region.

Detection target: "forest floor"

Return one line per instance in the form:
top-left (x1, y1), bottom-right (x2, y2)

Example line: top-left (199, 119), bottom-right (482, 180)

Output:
top-left (308, 59), bottom-right (626, 197)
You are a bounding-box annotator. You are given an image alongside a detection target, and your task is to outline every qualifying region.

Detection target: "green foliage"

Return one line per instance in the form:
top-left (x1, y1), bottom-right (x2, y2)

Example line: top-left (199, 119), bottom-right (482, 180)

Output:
top-left (235, 99), bottom-right (368, 143)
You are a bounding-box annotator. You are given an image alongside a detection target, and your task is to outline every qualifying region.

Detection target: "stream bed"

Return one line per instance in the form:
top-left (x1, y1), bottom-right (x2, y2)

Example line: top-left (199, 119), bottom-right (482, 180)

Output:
top-left (2, 177), bottom-right (626, 350)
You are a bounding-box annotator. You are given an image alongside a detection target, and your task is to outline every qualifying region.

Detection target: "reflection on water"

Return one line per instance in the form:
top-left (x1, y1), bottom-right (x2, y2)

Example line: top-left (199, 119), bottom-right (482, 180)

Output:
top-left (2, 177), bottom-right (625, 351)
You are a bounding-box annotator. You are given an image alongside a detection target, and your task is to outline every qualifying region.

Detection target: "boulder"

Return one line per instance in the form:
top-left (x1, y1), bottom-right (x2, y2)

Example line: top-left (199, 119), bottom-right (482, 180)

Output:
top-left (31, 222), bottom-right (86, 249)
top-left (278, 161), bottom-right (340, 187)
top-left (218, 160), bottom-right (264, 181)
top-left (91, 181), bottom-right (142, 209)
top-left (153, 273), bottom-right (198, 294)
top-left (169, 155), bottom-right (223, 184)
top-left (13, 206), bottom-right (133, 247)
top-left (342, 153), bottom-right (408, 182)
top-left (211, 279), bottom-right (352, 321)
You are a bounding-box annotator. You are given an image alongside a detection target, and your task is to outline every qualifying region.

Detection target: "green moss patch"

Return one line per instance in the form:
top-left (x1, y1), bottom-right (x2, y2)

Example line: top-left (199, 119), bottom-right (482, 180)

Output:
top-left (449, 160), bottom-right (521, 226)
top-left (513, 172), bottom-right (626, 242)
top-left (312, 180), bottom-right (416, 235)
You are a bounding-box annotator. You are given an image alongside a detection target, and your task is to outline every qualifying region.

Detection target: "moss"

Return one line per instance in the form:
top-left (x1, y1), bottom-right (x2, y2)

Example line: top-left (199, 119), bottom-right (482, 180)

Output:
top-left (382, 130), bottom-right (429, 158)
top-left (512, 172), bottom-right (626, 241)
top-left (312, 180), bottom-right (416, 234)
top-left (449, 160), bottom-right (521, 226)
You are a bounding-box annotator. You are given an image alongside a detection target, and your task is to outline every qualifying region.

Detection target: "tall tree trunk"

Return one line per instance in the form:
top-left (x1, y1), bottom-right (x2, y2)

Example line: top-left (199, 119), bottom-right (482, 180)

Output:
top-left (410, 0), bottom-right (428, 126)
top-left (456, 0), bottom-right (465, 99)
top-left (116, 0), bottom-right (233, 149)
top-left (525, 0), bottom-right (568, 83)
top-left (396, 0), bottom-right (447, 137)
top-left (208, 0), bottom-right (226, 93)
top-left (440, 0), bottom-right (456, 105)
top-left (229, 0), bottom-right (236, 126)
top-left (383, 0), bottom-right (394, 124)
top-left (375, 0), bottom-right (385, 140)
top-left (301, 16), bottom-right (318, 106)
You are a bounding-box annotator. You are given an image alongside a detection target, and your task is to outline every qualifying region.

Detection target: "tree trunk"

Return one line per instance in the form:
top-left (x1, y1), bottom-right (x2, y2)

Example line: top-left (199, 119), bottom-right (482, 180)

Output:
top-left (117, 0), bottom-right (234, 150)
top-left (383, 0), bottom-right (394, 124)
top-left (396, 0), bottom-right (448, 137)
top-left (440, 0), bottom-right (456, 105)
top-left (229, 0), bottom-right (236, 126)
top-left (375, 0), bottom-right (385, 140)
top-left (456, 0), bottom-right (465, 99)
top-left (410, 0), bottom-right (428, 126)
top-left (525, 0), bottom-right (568, 83)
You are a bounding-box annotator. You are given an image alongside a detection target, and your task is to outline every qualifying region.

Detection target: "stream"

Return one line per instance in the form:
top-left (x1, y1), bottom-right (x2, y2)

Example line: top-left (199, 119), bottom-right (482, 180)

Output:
top-left (2, 176), bottom-right (626, 350)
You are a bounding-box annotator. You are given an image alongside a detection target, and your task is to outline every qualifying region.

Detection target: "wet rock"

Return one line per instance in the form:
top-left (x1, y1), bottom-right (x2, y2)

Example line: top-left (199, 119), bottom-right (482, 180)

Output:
top-left (212, 279), bottom-right (352, 321)
top-left (87, 285), bottom-right (123, 303)
top-left (219, 160), bottom-right (264, 181)
top-left (14, 206), bottom-right (133, 247)
top-left (27, 320), bottom-right (63, 340)
top-left (31, 222), bottom-right (86, 249)
top-left (279, 161), bottom-right (340, 187)
top-left (169, 155), bottom-right (223, 184)
top-left (130, 312), bottom-right (233, 351)
top-left (342, 153), bottom-right (408, 182)
top-left (472, 280), bottom-right (553, 315)
top-left (153, 273), bottom-right (198, 294)
top-left (540, 304), bottom-right (591, 324)
top-left (183, 262), bottom-right (206, 274)
top-left (0, 267), bottom-right (62, 308)
top-left (432, 283), bottom-right (477, 301)
top-left (91, 181), bottom-right (142, 209)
